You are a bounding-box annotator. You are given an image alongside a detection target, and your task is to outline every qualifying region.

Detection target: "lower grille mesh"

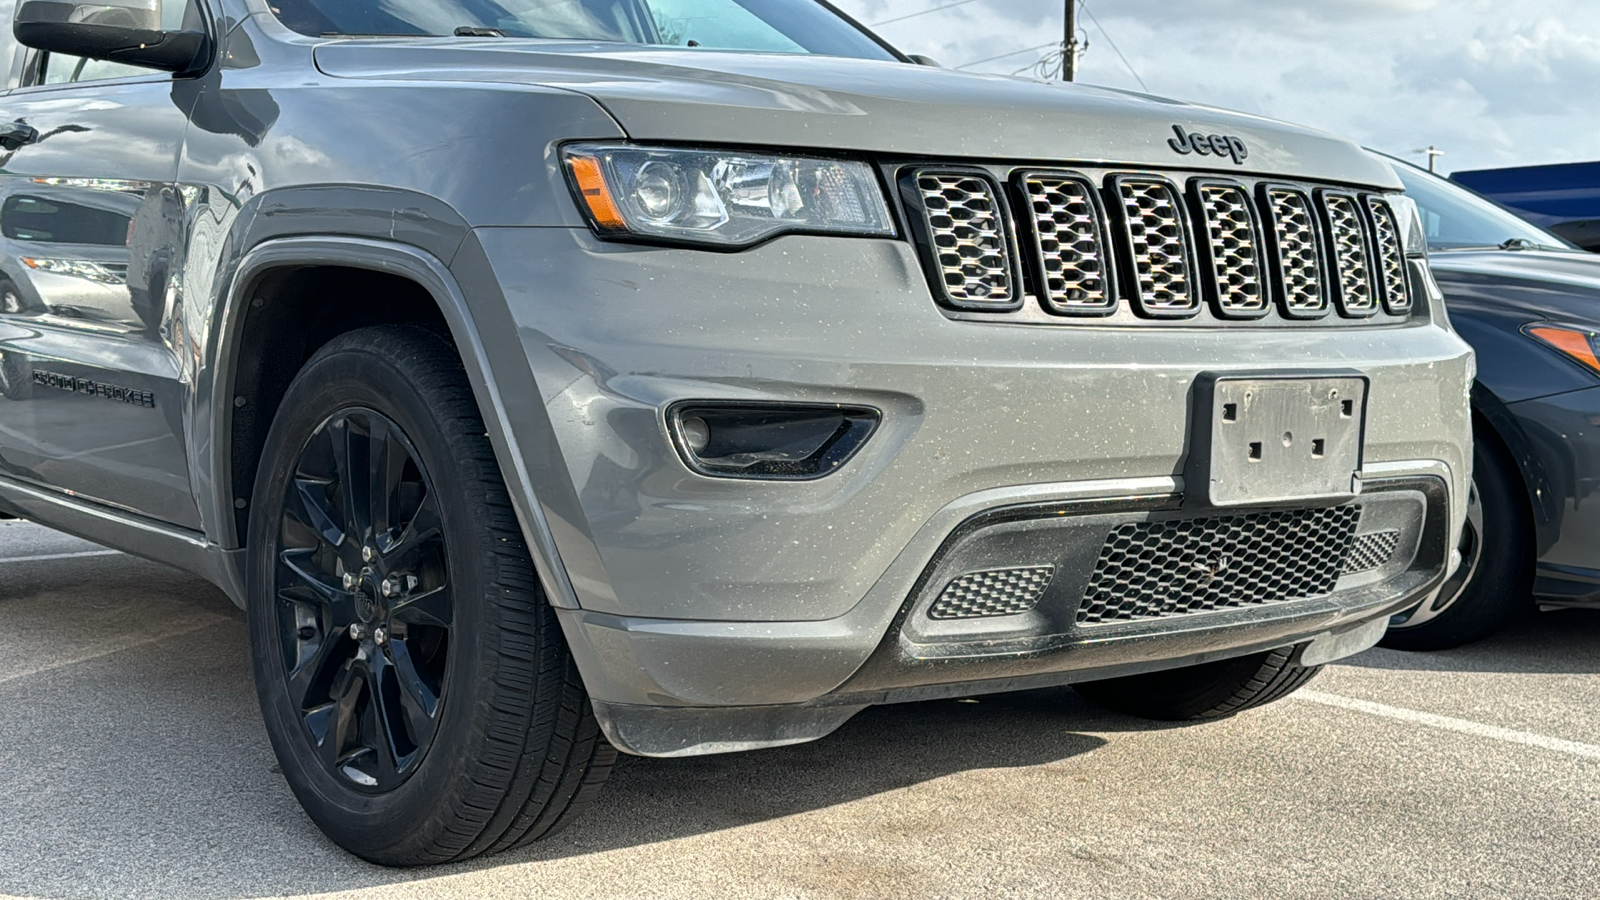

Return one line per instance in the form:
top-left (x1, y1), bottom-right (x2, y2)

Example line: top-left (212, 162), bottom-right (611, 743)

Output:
top-left (930, 566), bottom-right (1056, 619)
top-left (1342, 530), bottom-right (1401, 575)
top-left (1077, 507), bottom-right (1361, 625)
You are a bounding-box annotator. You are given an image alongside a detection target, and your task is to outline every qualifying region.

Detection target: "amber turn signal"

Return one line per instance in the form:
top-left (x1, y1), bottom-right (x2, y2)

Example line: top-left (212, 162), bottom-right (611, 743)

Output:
top-left (566, 154), bottom-right (627, 232)
top-left (1525, 325), bottom-right (1600, 376)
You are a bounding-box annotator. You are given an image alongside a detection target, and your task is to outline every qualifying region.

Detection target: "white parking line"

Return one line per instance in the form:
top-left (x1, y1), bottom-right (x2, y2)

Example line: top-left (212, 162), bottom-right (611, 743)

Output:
top-left (1297, 689), bottom-right (1600, 761)
top-left (0, 620), bottom-right (225, 687)
top-left (0, 550), bottom-right (122, 564)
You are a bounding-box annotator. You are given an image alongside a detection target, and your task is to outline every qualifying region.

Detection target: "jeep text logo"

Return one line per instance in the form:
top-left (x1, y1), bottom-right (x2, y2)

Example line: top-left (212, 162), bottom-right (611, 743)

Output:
top-left (1167, 125), bottom-right (1249, 165)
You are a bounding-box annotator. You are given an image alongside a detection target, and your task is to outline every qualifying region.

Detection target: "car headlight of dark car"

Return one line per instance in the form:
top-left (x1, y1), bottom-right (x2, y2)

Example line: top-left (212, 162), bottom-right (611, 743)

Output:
top-left (1525, 323), bottom-right (1600, 376)
top-left (563, 144), bottom-right (895, 248)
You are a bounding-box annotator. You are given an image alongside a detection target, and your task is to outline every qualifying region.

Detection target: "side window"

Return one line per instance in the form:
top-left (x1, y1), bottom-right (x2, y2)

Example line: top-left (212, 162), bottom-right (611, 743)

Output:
top-left (645, 0), bottom-right (806, 53)
top-left (29, 0), bottom-right (196, 85)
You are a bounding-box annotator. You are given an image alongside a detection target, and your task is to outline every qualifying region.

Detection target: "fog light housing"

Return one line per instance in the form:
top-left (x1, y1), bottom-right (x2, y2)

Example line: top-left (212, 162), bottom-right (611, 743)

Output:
top-left (668, 402), bottom-right (880, 480)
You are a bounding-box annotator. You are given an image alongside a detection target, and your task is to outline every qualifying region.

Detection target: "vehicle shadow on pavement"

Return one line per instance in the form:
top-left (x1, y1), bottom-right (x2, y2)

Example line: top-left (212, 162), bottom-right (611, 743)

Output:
top-left (0, 550), bottom-right (1119, 900)
top-left (1341, 606), bottom-right (1600, 675)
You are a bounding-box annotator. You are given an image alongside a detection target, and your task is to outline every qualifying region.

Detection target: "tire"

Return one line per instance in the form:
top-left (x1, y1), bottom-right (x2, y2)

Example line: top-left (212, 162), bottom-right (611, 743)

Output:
top-left (1072, 647), bottom-right (1321, 721)
top-left (246, 325), bottom-right (615, 866)
top-left (1381, 424), bottom-right (1533, 651)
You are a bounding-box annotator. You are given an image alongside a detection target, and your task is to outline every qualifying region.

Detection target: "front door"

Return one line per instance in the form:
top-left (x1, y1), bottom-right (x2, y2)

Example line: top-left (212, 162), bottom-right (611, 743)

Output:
top-left (0, 2), bottom-right (202, 528)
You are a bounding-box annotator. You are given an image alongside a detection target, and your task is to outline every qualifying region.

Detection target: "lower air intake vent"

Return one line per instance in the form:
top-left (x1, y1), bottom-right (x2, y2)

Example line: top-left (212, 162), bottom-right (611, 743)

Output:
top-left (1342, 530), bottom-right (1400, 575)
top-left (929, 566), bottom-right (1056, 619)
top-left (1077, 507), bottom-right (1361, 625)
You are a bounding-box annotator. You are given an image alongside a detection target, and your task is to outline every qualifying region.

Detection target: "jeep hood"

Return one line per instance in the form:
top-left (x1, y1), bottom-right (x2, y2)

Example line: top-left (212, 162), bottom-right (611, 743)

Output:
top-left (314, 41), bottom-right (1399, 188)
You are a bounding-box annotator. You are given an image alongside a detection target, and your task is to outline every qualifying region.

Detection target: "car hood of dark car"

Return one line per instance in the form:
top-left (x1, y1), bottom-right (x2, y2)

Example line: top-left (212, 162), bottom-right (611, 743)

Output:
top-left (312, 40), bottom-right (1399, 188)
top-left (1430, 249), bottom-right (1600, 324)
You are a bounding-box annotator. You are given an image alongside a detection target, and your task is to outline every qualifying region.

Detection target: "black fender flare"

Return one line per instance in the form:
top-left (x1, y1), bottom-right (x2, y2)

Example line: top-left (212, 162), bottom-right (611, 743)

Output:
top-left (206, 233), bottom-right (585, 611)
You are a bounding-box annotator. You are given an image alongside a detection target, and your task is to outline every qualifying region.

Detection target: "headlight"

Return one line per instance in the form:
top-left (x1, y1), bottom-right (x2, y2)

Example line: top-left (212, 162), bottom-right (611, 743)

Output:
top-left (1388, 193), bottom-right (1427, 258)
top-left (1525, 323), bottom-right (1600, 376)
top-left (563, 144), bottom-right (895, 248)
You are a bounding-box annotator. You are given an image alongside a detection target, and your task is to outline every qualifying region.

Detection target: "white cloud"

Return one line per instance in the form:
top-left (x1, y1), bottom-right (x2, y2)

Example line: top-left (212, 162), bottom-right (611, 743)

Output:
top-left (833, 0), bottom-right (1600, 173)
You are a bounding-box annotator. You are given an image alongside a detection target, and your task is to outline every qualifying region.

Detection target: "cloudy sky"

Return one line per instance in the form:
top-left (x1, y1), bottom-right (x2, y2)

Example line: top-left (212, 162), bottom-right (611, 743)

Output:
top-left (831, 0), bottom-right (1600, 175)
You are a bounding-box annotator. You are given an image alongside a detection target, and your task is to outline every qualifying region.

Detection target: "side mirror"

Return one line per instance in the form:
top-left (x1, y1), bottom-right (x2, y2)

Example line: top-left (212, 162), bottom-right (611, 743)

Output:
top-left (13, 0), bottom-right (209, 75)
top-left (907, 54), bottom-right (942, 67)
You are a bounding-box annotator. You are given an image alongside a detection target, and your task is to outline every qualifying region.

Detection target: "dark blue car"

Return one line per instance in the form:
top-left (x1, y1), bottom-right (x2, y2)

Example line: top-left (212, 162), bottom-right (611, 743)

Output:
top-left (1382, 160), bottom-right (1600, 650)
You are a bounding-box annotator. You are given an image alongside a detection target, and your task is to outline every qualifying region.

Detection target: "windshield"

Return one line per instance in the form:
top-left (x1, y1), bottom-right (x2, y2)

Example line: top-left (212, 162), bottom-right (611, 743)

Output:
top-left (269, 0), bottom-right (898, 60)
top-left (1391, 163), bottom-right (1577, 253)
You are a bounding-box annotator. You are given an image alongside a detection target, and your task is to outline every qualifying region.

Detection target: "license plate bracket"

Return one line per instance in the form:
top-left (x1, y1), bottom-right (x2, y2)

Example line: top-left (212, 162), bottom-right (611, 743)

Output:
top-left (1187, 372), bottom-right (1367, 507)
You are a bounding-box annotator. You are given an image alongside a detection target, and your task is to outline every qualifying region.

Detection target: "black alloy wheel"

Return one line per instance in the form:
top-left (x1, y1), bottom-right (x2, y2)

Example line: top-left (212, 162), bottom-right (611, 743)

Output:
top-left (248, 325), bottom-right (615, 866)
top-left (275, 407), bottom-right (450, 792)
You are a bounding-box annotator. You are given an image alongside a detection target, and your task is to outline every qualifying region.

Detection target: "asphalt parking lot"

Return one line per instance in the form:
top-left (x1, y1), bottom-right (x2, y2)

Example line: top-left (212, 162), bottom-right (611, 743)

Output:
top-left (1, 518), bottom-right (1596, 900)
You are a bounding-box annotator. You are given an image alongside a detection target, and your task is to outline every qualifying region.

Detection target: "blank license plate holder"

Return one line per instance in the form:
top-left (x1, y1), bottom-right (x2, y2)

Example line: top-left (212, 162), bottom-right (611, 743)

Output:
top-left (1187, 372), bottom-right (1367, 507)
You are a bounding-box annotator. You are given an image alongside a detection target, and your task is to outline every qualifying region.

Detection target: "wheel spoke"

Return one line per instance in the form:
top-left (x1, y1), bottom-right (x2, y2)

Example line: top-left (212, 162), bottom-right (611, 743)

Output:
top-left (368, 417), bottom-right (409, 548)
top-left (280, 549), bottom-right (344, 607)
top-left (387, 639), bottom-right (442, 742)
top-left (329, 417), bottom-right (371, 544)
top-left (386, 491), bottom-right (442, 567)
top-left (390, 585), bottom-right (451, 629)
top-left (308, 661), bottom-right (362, 771)
top-left (285, 475), bottom-right (345, 549)
top-left (286, 631), bottom-right (348, 710)
top-left (364, 654), bottom-right (406, 785)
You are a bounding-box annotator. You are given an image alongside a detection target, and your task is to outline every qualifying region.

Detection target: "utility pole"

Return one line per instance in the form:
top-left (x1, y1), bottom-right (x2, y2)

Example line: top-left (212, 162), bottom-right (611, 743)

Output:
top-left (1062, 0), bottom-right (1080, 81)
top-left (1416, 145), bottom-right (1444, 173)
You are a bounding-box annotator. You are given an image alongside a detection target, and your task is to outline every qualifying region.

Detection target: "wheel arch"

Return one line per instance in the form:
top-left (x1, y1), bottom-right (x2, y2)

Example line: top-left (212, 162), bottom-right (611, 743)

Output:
top-left (209, 234), bottom-right (583, 611)
top-left (1471, 381), bottom-right (1559, 556)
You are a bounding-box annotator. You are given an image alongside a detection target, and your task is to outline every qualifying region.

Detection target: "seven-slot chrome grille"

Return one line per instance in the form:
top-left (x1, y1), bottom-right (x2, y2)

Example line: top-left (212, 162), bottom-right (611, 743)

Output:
top-left (905, 166), bottom-right (1413, 325)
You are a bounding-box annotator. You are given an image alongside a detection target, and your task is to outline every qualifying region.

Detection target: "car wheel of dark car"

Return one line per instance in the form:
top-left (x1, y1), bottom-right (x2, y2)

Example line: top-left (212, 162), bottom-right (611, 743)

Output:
top-left (246, 325), bottom-right (615, 866)
top-left (1071, 646), bottom-right (1322, 721)
top-left (1381, 425), bottom-right (1534, 651)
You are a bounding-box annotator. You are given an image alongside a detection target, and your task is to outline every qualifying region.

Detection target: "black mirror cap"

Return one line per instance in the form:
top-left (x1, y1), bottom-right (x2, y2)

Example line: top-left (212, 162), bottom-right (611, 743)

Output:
top-left (14, 1), bottom-right (210, 76)
top-left (907, 54), bottom-right (942, 67)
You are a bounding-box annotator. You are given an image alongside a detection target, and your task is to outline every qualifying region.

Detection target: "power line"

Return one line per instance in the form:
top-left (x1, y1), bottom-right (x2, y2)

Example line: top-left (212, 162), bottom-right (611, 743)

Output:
top-left (869, 0), bottom-right (985, 28)
top-left (1079, 1), bottom-right (1148, 92)
top-left (954, 40), bottom-right (1060, 70)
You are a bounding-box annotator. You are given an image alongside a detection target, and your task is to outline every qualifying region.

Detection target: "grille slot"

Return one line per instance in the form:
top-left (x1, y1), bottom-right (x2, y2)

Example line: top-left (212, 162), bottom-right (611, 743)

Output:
top-left (929, 566), bottom-right (1056, 619)
top-left (1321, 192), bottom-right (1379, 317)
top-left (1342, 530), bottom-right (1401, 575)
top-left (1114, 176), bottom-right (1198, 316)
top-left (1195, 182), bottom-right (1268, 317)
top-left (911, 171), bottom-right (1016, 309)
top-left (1263, 187), bottom-right (1328, 317)
top-left (1021, 172), bottom-right (1114, 315)
top-left (1365, 196), bottom-right (1412, 314)
top-left (1077, 506), bottom-right (1361, 625)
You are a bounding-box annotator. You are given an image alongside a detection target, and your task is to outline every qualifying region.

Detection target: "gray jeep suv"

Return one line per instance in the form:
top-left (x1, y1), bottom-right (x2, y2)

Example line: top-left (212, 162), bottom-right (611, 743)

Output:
top-left (0, 0), bottom-right (1472, 866)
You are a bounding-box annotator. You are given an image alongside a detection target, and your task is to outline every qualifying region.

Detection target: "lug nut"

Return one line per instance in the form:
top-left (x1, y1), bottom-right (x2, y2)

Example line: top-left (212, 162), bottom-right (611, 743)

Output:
top-left (349, 623), bottom-right (364, 640)
top-left (374, 626), bottom-right (388, 646)
top-left (342, 572), bottom-right (356, 591)
top-left (381, 577), bottom-right (401, 598)
top-left (362, 546), bottom-right (376, 563)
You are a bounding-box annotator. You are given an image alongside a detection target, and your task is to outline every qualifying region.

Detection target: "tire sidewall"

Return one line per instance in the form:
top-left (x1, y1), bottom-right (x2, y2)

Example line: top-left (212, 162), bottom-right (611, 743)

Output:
top-left (247, 330), bottom-right (500, 860)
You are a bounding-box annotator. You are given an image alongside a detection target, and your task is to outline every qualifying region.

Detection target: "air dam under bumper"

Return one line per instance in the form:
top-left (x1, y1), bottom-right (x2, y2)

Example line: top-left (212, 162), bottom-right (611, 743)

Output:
top-left (571, 476), bottom-right (1449, 757)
